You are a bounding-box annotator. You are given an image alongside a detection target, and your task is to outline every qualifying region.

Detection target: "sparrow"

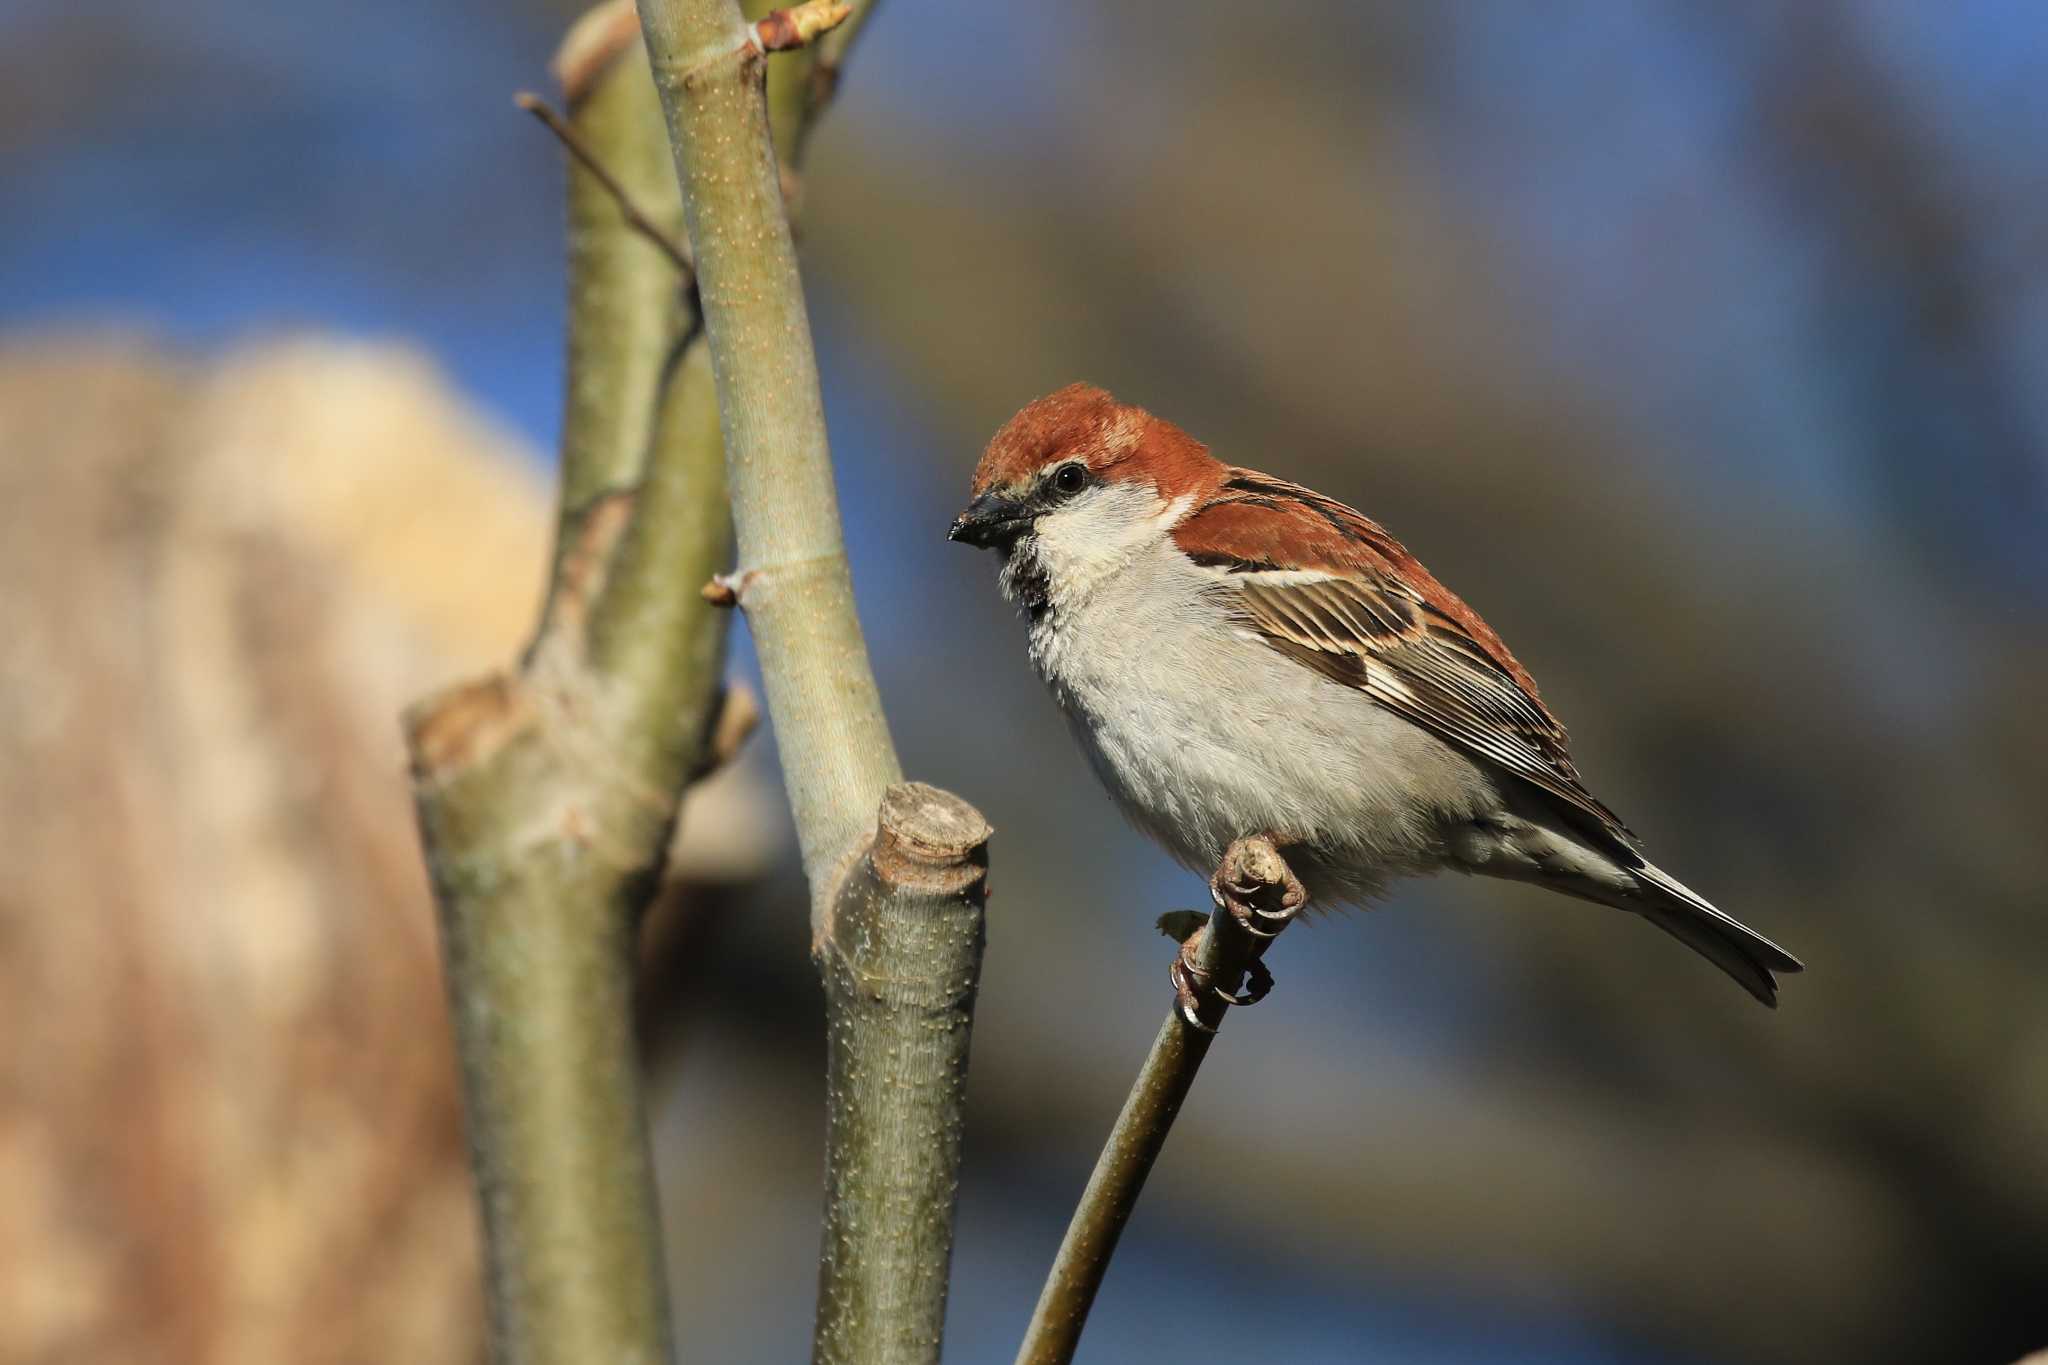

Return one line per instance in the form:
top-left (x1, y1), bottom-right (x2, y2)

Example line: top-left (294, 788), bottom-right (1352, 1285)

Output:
top-left (948, 384), bottom-right (1802, 1005)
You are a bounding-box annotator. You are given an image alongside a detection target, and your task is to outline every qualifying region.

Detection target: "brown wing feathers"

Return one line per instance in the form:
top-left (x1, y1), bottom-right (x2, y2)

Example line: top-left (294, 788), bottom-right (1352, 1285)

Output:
top-left (1175, 470), bottom-right (1634, 846)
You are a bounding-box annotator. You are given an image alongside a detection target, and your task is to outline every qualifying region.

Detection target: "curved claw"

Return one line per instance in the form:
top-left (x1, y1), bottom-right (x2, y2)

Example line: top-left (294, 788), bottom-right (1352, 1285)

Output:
top-left (1203, 957), bottom-right (1272, 1008)
top-left (1168, 954), bottom-right (1219, 1034)
top-left (1237, 901), bottom-right (1298, 939)
top-left (1236, 958), bottom-right (1275, 1006)
top-left (1169, 939), bottom-right (1274, 1029)
top-left (1209, 837), bottom-right (1308, 939)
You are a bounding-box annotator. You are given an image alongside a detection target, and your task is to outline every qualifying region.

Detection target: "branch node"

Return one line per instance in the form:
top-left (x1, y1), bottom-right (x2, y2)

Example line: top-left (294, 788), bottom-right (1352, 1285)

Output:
top-left (405, 673), bottom-right (536, 781)
top-left (700, 568), bottom-right (758, 607)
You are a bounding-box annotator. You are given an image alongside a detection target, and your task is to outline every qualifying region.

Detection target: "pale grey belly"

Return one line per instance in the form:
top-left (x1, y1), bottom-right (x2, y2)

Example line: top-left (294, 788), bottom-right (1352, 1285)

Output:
top-left (1029, 603), bottom-right (1500, 905)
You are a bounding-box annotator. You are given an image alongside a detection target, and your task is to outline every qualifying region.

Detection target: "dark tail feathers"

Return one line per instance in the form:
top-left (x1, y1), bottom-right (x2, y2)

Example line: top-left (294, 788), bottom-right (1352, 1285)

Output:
top-left (1618, 862), bottom-right (1804, 1007)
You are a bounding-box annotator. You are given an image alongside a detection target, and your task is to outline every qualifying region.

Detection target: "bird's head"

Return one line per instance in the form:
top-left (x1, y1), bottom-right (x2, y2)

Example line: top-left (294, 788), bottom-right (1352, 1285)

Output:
top-left (949, 383), bottom-right (1219, 563)
top-left (950, 384), bottom-right (1221, 612)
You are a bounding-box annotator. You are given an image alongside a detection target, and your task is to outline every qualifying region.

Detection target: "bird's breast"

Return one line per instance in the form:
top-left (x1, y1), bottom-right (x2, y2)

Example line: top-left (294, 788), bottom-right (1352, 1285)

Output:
top-left (1022, 541), bottom-right (1497, 899)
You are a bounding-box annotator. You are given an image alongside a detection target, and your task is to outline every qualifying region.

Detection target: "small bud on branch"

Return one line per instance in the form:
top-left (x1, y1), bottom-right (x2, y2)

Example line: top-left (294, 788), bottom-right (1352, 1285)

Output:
top-left (749, 0), bottom-right (853, 54)
top-left (701, 569), bottom-right (756, 606)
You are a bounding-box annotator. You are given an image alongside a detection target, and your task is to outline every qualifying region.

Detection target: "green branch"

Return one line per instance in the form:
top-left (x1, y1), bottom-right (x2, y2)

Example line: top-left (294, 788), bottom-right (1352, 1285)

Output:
top-left (637, 0), bottom-right (902, 930)
top-left (635, 2), bottom-right (994, 1359)
top-left (404, 10), bottom-right (724, 1361)
top-left (815, 784), bottom-right (991, 1364)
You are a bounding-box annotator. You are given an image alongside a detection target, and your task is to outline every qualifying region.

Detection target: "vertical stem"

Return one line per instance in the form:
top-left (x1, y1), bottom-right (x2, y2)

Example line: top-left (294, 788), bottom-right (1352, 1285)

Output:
top-left (637, 0), bottom-right (902, 932)
top-left (545, 10), bottom-right (699, 597)
top-left (428, 817), bottom-right (676, 1365)
top-left (815, 784), bottom-right (991, 1365)
top-left (633, 8), bottom-right (994, 1363)
top-left (406, 9), bottom-right (727, 1361)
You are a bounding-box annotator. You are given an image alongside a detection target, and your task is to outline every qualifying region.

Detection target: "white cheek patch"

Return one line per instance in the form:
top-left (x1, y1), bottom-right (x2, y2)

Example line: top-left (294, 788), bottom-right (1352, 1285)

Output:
top-left (1032, 483), bottom-right (1175, 597)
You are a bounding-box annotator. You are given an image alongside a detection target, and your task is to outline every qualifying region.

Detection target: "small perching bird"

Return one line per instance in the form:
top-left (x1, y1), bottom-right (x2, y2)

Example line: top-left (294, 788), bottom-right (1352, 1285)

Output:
top-left (949, 384), bottom-right (1802, 1005)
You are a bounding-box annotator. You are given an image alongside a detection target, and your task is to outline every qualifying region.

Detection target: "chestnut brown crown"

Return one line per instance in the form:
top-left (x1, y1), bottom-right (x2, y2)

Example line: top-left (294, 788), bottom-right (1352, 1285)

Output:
top-left (967, 383), bottom-right (1223, 500)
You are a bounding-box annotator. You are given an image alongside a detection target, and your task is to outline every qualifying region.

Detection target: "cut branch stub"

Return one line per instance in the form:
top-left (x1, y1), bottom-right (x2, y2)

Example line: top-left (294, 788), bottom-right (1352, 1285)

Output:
top-left (815, 781), bottom-right (991, 1365)
top-left (869, 780), bottom-right (992, 892)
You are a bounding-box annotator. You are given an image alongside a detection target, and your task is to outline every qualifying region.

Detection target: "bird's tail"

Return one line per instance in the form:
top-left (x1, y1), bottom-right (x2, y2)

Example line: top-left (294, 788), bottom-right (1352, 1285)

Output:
top-left (1466, 806), bottom-right (1804, 1005)
top-left (1595, 861), bottom-right (1804, 1007)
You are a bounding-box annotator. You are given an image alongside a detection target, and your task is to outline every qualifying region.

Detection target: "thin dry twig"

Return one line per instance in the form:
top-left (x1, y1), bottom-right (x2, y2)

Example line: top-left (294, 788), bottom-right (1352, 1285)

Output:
top-left (1015, 837), bottom-right (1306, 1365)
top-left (516, 91), bottom-right (696, 277)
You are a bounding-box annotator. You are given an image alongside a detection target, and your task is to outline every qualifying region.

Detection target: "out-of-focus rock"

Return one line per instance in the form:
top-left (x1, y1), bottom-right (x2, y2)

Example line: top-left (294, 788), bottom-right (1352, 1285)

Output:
top-left (0, 332), bottom-right (776, 1365)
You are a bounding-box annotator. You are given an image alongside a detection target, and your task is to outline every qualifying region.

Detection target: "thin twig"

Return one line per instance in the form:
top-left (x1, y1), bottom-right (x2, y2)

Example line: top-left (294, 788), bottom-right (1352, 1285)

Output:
top-left (517, 91), bottom-right (696, 277)
top-left (1015, 838), bottom-right (1305, 1365)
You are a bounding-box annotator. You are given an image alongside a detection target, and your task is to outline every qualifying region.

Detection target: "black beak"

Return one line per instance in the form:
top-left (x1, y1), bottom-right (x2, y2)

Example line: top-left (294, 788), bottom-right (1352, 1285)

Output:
top-left (947, 493), bottom-right (1033, 549)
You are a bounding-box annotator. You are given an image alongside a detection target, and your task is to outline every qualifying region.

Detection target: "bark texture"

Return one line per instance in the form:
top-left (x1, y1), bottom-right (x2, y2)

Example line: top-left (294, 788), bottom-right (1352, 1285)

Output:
top-left (404, 13), bottom-right (730, 1361)
top-left (814, 784), bottom-right (991, 1365)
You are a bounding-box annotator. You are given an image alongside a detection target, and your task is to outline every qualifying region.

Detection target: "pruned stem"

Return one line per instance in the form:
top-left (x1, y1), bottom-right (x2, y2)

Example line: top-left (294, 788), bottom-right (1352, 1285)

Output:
top-left (412, 0), bottom-right (920, 1359)
top-left (633, 3), bottom-right (995, 1360)
top-left (815, 784), bottom-right (991, 1365)
top-left (1015, 838), bottom-right (1305, 1365)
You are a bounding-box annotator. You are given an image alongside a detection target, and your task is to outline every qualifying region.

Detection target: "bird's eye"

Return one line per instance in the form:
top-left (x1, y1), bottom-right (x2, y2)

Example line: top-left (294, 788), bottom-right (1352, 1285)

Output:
top-left (1051, 463), bottom-right (1088, 497)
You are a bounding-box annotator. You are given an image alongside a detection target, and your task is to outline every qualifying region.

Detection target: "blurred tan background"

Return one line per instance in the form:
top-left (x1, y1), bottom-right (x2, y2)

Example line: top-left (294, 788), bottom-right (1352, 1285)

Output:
top-left (4, 1), bottom-right (2046, 1363)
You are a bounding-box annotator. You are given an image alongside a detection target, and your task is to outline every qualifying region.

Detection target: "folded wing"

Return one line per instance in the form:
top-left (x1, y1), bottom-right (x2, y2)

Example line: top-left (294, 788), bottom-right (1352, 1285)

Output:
top-left (1174, 469), bottom-right (1634, 849)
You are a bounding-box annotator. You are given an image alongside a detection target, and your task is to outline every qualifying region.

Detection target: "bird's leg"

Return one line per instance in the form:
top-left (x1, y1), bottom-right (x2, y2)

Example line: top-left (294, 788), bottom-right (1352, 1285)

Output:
top-left (1161, 837), bottom-right (1305, 1031)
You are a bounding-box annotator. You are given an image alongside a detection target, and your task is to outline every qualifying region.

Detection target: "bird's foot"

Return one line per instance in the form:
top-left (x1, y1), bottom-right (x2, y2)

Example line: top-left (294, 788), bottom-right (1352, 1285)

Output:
top-left (1211, 835), bottom-right (1308, 938)
top-left (1156, 837), bottom-right (1304, 1032)
top-left (1166, 930), bottom-right (1274, 1033)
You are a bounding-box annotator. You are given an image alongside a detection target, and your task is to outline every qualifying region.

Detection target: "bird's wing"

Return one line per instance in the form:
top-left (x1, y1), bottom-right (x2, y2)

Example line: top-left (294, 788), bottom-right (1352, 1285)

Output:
top-left (1174, 469), bottom-right (1635, 847)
